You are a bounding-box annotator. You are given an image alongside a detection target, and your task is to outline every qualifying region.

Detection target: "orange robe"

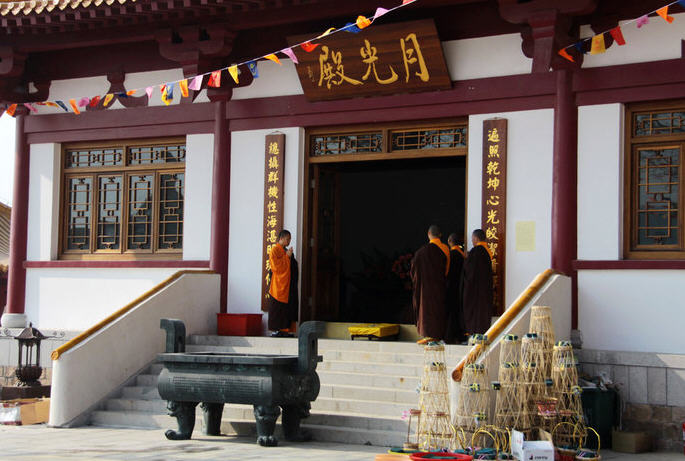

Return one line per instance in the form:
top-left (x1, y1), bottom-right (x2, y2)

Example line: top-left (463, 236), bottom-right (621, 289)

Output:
top-left (430, 238), bottom-right (450, 275)
top-left (269, 244), bottom-right (291, 303)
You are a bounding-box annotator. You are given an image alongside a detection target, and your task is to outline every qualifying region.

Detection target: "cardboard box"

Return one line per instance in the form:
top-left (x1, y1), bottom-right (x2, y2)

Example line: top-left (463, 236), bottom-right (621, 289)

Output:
top-left (0, 398), bottom-right (50, 425)
top-left (611, 429), bottom-right (651, 453)
top-left (511, 429), bottom-right (555, 461)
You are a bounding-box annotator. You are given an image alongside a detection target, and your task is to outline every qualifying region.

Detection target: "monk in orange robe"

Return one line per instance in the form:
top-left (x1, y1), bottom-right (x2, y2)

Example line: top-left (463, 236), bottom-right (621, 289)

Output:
top-left (410, 224), bottom-right (450, 343)
top-left (462, 228), bottom-right (494, 336)
top-left (268, 229), bottom-right (296, 337)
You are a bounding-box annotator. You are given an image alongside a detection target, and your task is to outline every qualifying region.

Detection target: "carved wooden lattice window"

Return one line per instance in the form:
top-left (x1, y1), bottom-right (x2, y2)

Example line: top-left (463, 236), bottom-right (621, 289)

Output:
top-left (627, 105), bottom-right (685, 258)
top-left (61, 139), bottom-right (185, 259)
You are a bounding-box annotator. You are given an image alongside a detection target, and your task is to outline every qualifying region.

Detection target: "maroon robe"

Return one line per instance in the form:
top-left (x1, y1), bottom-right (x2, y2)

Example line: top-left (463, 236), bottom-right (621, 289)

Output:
top-left (461, 244), bottom-right (494, 335)
top-left (445, 248), bottom-right (465, 343)
top-left (410, 243), bottom-right (448, 340)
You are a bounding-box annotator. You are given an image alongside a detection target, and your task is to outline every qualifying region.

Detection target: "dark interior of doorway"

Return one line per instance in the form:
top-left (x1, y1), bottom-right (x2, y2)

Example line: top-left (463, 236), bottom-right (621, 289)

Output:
top-left (315, 156), bottom-right (466, 324)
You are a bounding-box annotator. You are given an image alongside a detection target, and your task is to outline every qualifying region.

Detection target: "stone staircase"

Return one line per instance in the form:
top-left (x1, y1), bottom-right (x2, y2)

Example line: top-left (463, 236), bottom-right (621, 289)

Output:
top-left (89, 336), bottom-right (469, 446)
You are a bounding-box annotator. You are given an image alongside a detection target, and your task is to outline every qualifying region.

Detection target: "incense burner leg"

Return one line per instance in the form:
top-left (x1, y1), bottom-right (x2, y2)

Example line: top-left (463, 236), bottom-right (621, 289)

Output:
top-left (201, 402), bottom-right (224, 436)
top-left (253, 405), bottom-right (281, 446)
top-left (165, 401), bottom-right (198, 440)
top-left (282, 402), bottom-right (312, 442)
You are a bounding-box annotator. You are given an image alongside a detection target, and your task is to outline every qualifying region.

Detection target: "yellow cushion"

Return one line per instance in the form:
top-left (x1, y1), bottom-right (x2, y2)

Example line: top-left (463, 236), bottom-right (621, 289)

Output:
top-left (348, 323), bottom-right (400, 338)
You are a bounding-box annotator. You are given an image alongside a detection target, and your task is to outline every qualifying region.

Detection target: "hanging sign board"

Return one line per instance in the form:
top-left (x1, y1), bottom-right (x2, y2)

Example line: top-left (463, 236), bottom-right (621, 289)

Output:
top-left (481, 118), bottom-right (507, 315)
top-left (261, 133), bottom-right (286, 312)
top-left (288, 19), bottom-right (452, 102)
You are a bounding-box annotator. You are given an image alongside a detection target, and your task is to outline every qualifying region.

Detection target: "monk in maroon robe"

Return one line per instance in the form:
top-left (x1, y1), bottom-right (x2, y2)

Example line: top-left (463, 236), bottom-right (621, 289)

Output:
top-left (462, 229), bottom-right (494, 335)
top-left (411, 225), bottom-right (450, 343)
top-left (445, 233), bottom-right (466, 344)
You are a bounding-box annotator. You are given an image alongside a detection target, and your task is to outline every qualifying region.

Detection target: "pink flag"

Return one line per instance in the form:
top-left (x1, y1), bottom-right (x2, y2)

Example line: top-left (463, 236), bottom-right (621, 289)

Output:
top-left (373, 7), bottom-right (389, 19)
top-left (280, 48), bottom-right (299, 64)
top-left (188, 75), bottom-right (203, 91)
top-left (23, 103), bottom-right (38, 113)
top-left (637, 15), bottom-right (649, 28)
top-left (145, 86), bottom-right (154, 98)
top-left (78, 97), bottom-right (90, 107)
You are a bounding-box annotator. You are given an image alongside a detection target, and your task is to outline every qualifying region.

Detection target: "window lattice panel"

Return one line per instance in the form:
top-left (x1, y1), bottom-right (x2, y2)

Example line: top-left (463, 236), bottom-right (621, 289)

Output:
top-left (311, 133), bottom-right (383, 156)
top-left (158, 173), bottom-right (184, 250)
top-left (65, 176), bottom-right (92, 250)
top-left (128, 174), bottom-right (154, 250)
top-left (96, 176), bottom-right (122, 250)
top-left (65, 148), bottom-right (124, 168)
top-left (634, 111), bottom-right (685, 137)
top-left (128, 144), bottom-right (186, 165)
top-left (390, 126), bottom-right (467, 151)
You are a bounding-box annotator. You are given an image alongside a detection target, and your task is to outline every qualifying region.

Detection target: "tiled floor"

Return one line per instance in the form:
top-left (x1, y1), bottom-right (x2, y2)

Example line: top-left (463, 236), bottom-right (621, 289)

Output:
top-left (0, 425), bottom-right (681, 460)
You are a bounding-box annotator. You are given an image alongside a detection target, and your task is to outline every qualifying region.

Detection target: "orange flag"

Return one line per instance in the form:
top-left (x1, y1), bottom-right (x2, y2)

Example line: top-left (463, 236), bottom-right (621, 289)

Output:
top-left (69, 99), bottom-right (81, 114)
top-left (6, 103), bottom-right (17, 117)
top-left (228, 65), bottom-right (239, 84)
top-left (265, 54), bottom-right (281, 65)
top-left (126, 89), bottom-right (136, 96)
top-left (179, 79), bottom-right (189, 97)
top-left (301, 41), bottom-right (319, 53)
top-left (208, 70), bottom-right (222, 88)
top-left (656, 6), bottom-right (674, 23)
top-left (356, 15), bottom-right (372, 29)
top-left (590, 34), bottom-right (606, 55)
top-left (609, 26), bottom-right (626, 46)
top-left (558, 48), bottom-right (574, 62)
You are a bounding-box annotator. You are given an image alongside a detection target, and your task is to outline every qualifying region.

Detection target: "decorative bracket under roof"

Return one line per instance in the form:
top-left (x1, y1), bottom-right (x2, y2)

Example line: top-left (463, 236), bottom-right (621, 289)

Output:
top-left (497, 0), bottom-right (598, 72)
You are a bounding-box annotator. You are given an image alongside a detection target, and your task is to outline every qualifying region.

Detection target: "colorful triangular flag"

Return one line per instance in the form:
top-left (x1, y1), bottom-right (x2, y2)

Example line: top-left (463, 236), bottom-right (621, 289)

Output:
top-left (402, 0), bottom-right (416, 4)
top-left (590, 34), bottom-right (606, 55)
top-left (56, 101), bottom-right (69, 112)
top-left (265, 54), bottom-right (281, 65)
top-left (69, 99), bottom-right (81, 114)
top-left (558, 48), bottom-right (574, 63)
top-left (145, 86), bottom-right (154, 98)
top-left (23, 103), bottom-right (38, 113)
top-left (6, 104), bottom-right (17, 117)
top-left (247, 61), bottom-right (259, 78)
top-left (208, 70), bottom-right (222, 88)
top-left (45, 102), bottom-right (59, 108)
top-left (373, 7), bottom-right (389, 19)
top-left (78, 97), bottom-right (90, 107)
top-left (344, 22), bottom-right (362, 33)
top-left (126, 89), bottom-right (136, 96)
top-left (88, 96), bottom-right (101, 107)
top-left (573, 41), bottom-right (586, 55)
top-left (179, 79), bottom-right (189, 98)
top-left (317, 27), bottom-right (336, 38)
top-left (161, 83), bottom-right (174, 105)
top-left (301, 41), bottom-right (319, 53)
top-left (281, 48), bottom-right (299, 64)
top-left (228, 65), bottom-right (239, 84)
top-left (356, 15), bottom-right (372, 29)
top-left (637, 15), bottom-right (649, 28)
top-left (188, 75), bottom-right (203, 91)
top-left (609, 26), bottom-right (626, 46)
top-left (656, 6), bottom-right (674, 23)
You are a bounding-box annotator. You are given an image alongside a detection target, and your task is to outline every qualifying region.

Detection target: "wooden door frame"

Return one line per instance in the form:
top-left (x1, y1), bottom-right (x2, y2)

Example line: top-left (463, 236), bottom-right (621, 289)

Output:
top-left (300, 118), bottom-right (468, 322)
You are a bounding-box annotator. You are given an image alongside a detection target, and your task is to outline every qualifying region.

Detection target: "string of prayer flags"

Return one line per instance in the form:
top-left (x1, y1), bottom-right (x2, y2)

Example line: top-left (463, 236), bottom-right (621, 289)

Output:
top-left (68, 99), bottom-right (80, 114)
top-left (179, 79), bottom-right (189, 97)
top-left (301, 41), bottom-right (319, 52)
top-left (228, 65), bottom-right (239, 84)
top-left (103, 94), bottom-right (114, 107)
top-left (573, 42), bottom-right (586, 55)
top-left (590, 34), bottom-right (606, 55)
top-left (6, 103), bottom-right (17, 117)
top-left (356, 15), bottom-right (372, 29)
top-left (656, 6), bottom-right (674, 23)
top-left (265, 54), bottom-right (281, 65)
top-left (208, 70), bottom-right (222, 88)
top-left (188, 75), bottom-right (203, 91)
top-left (280, 48), bottom-right (298, 64)
top-left (609, 26), bottom-right (626, 46)
top-left (636, 15), bottom-right (649, 28)
top-left (247, 61), bottom-right (259, 78)
top-left (344, 22), bottom-right (362, 33)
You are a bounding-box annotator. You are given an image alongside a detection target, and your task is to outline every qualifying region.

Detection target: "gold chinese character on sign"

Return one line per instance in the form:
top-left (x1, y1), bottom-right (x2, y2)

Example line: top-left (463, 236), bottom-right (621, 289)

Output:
top-left (400, 33), bottom-right (429, 82)
top-left (319, 46), bottom-right (363, 89)
top-left (268, 142), bottom-right (280, 155)
top-left (267, 201), bottom-right (277, 213)
top-left (268, 171), bottom-right (279, 184)
top-left (268, 186), bottom-right (279, 199)
top-left (360, 39), bottom-right (398, 85)
top-left (486, 161), bottom-right (500, 176)
top-left (268, 229), bottom-right (278, 244)
top-left (489, 144), bottom-right (499, 158)
top-left (265, 272), bottom-right (271, 285)
top-left (266, 243), bottom-right (274, 255)
top-left (491, 258), bottom-right (498, 272)
top-left (268, 156), bottom-right (279, 169)
top-left (486, 227), bottom-right (498, 240)
top-left (486, 209), bottom-right (500, 225)
top-left (265, 259), bottom-right (271, 271)
top-left (266, 215), bottom-right (278, 229)
top-left (486, 195), bottom-right (500, 206)
top-left (488, 242), bottom-right (498, 257)
top-left (487, 176), bottom-right (500, 191)
top-left (487, 128), bottom-right (500, 143)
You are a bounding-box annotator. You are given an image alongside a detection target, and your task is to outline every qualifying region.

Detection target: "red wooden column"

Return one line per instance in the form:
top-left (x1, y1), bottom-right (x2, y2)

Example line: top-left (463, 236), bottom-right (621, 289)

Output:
top-left (551, 69), bottom-right (578, 327)
top-left (2, 107), bottom-right (30, 327)
top-left (209, 95), bottom-right (231, 313)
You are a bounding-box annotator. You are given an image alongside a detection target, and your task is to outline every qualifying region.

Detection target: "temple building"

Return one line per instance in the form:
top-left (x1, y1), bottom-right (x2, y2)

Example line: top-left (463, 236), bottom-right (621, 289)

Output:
top-left (0, 0), bottom-right (683, 451)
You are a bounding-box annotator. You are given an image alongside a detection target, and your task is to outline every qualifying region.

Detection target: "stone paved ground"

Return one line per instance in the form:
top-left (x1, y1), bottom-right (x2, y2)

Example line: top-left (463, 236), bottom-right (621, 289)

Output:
top-left (0, 425), bottom-right (682, 460)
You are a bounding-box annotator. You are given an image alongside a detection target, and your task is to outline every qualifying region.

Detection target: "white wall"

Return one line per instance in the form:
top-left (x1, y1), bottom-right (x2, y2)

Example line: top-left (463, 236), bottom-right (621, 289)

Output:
top-left (581, 13), bottom-right (685, 69)
top-left (442, 34), bottom-right (532, 81)
top-left (27, 143), bottom-right (60, 261)
top-left (183, 134), bottom-right (214, 260)
top-left (467, 109), bottom-right (554, 309)
top-left (577, 104), bottom-right (624, 260)
top-left (233, 60), bottom-right (303, 100)
top-left (227, 127), bottom-right (305, 318)
top-left (578, 270), bottom-right (685, 354)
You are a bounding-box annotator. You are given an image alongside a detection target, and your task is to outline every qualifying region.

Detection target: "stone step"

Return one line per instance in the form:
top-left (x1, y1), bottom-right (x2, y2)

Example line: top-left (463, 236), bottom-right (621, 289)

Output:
top-left (320, 384), bottom-right (417, 404)
top-left (317, 370), bottom-right (420, 390)
top-left (136, 374), bottom-right (159, 387)
top-left (317, 360), bottom-right (422, 377)
top-left (120, 386), bottom-right (161, 401)
top-left (146, 363), bottom-right (164, 375)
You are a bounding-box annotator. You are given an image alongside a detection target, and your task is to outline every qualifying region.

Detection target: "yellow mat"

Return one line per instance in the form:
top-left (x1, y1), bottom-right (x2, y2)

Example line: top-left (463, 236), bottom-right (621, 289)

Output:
top-left (348, 323), bottom-right (400, 340)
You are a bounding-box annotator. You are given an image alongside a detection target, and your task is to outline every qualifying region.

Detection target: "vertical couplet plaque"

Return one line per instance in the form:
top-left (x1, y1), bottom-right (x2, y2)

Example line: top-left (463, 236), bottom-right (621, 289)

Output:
top-left (481, 119), bottom-right (507, 315)
top-left (261, 133), bottom-right (286, 311)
